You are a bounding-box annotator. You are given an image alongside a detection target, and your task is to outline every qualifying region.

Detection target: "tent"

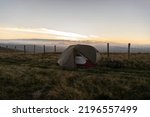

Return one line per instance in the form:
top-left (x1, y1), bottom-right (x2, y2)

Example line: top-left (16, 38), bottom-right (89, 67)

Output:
top-left (57, 44), bottom-right (101, 68)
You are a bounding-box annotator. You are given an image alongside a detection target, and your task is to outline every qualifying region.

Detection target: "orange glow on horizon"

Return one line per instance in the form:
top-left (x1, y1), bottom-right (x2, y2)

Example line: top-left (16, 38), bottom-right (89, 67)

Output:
top-left (0, 27), bottom-right (149, 44)
top-left (101, 37), bottom-right (150, 45)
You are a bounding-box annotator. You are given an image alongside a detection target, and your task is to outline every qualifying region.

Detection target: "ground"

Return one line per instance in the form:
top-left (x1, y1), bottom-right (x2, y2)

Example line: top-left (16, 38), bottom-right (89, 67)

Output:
top-left (0, 47), bottom-right (150, 99)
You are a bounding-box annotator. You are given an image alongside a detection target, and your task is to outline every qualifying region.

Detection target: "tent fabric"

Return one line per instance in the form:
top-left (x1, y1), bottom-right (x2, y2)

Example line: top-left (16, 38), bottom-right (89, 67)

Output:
top-left (57, 44), bottom-right (100, 68)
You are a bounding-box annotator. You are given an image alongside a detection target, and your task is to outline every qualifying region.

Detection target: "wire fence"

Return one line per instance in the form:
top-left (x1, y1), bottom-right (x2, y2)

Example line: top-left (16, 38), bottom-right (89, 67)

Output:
top-left (0, 44), bottom-right (65, 53)
top-left (0, 43), bottom-right (150, 59)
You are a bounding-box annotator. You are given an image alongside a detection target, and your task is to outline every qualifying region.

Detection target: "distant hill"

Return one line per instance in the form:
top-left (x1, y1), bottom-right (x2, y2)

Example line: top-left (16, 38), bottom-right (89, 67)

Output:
top-left (0, 46), bottom-right (13, 51)
top-left (0, 46), bottom-right (21, 53)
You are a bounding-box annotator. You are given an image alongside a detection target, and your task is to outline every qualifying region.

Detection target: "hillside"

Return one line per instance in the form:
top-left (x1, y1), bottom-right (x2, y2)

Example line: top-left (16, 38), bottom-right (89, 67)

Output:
top-left (0, 46), bottom-right (17, 52)
top-left (0, 49), bottom-right (150, 99)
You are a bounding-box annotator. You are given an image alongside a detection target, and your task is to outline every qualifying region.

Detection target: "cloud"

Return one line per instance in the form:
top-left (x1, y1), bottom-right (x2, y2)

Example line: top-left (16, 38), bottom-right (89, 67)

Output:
top-left (0, 27), bottom-right (89, 40)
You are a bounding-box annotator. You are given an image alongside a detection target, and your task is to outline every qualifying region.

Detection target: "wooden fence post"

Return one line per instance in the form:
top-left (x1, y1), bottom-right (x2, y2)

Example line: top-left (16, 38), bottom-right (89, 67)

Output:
top-left (107, 43), bottom-right (109, 58)
top-left (33, 45), bottom-right (35, 54)
top-left (128, 43), bottom-right (131, 59)
top-left (24, 45), bottom-right (26, 54)
top-left (14, 45), bottom-right (16, 51)
top-left (43, 45), bottom-right (45, 54)
top-left (54, 45), bottom-right (56, 53)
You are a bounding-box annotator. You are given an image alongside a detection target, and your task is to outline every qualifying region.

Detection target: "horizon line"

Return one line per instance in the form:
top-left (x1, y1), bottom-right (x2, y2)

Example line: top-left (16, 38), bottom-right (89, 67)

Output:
top-left (0, 38), bottom-right (150, 45)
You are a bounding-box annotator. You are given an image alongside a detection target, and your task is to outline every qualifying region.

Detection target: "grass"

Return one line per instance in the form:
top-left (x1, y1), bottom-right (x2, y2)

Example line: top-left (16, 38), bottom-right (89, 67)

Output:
top-left (0, 48), bottom-right (150, 100)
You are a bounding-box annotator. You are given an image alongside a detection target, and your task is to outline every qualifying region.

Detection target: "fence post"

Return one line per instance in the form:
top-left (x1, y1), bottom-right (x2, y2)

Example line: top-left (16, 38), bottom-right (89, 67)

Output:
top-left (43, 45), bottom-right (45, 54)
top-left (14, 45), bottom-right (16, 51)
top-left (24, 45), bottom-right (26, 54)
top-left (33, 45), bottom-right (36, 54)
top-left (54, 45), bottom-right (56, 53)
top-left (107, 43), bottom-right (109, 58)
top-left (128, 43), bottom-right (131, 59)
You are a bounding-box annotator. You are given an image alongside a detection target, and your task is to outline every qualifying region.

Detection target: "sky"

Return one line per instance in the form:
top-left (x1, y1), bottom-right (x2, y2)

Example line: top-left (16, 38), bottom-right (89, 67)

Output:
top-left (0, 0), bottom-right (150, 44)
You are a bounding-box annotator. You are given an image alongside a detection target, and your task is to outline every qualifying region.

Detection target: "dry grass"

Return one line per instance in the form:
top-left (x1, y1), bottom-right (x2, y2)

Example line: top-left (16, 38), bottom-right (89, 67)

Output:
top-left (0, 49), bottom-right (150, 99)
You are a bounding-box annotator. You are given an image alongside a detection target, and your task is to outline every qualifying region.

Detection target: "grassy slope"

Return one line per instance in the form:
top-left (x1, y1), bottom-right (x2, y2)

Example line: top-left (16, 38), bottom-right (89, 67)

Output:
top-left (0, 49), bottom-right (150, 100)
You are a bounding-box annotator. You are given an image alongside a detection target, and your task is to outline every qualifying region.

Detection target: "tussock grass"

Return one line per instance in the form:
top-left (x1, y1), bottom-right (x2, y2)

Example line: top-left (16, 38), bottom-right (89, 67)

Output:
top-left (0, 51), bottom-right (150, 99)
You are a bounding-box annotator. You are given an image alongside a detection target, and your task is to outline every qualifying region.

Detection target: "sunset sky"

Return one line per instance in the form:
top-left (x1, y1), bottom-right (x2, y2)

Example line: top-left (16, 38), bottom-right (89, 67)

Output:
top-left (0, 0), bottom-right (150, 44)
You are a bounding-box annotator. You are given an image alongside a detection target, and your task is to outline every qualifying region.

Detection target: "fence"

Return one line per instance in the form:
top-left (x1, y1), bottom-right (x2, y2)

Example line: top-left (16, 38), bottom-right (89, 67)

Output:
top-left (0, 43), bottom-right (149, 59)
top-left (0, 44), bottom-right (60, 54)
